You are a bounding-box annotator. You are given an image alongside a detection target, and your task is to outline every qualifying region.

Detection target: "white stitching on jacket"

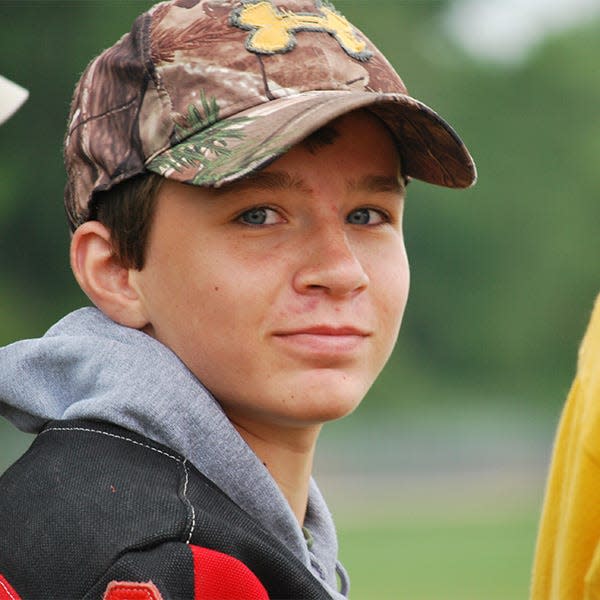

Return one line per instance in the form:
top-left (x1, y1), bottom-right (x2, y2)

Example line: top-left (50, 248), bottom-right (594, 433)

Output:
top-left (40, 426), bottom-right (180, 461)
top-left (182, 460), bottom-right (196, 544)
top-left (40, 426), bottom-right (197, 544)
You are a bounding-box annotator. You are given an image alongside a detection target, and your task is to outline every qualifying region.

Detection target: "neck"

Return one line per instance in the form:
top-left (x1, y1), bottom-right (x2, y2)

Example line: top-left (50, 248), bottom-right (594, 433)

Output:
top-left (231, 418), bottom-right (321, 525)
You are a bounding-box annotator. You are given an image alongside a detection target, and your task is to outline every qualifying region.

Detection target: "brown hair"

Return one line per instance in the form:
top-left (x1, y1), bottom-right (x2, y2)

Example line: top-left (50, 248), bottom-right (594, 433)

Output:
top-left (90, 172), bottom-right (164, 270)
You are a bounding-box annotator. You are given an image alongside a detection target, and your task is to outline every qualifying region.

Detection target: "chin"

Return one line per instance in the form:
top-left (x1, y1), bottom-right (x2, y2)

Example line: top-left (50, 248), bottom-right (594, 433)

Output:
top-left (285, 371), bottom-right (372, 424)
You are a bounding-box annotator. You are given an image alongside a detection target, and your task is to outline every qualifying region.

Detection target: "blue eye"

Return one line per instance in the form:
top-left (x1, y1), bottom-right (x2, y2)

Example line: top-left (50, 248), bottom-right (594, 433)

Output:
top-left (347, 208), bottom-right (386, 225)
top-left (238, 207), bottom-right (283, 226)
top-left (240, 208), bottom-right (268, 225)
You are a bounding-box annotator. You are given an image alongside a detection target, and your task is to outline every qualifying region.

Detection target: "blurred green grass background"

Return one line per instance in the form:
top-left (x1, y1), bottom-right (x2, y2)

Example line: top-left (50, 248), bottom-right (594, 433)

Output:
top-left (338, 510), bottom-right (537, 599)
top-left (313, 403), bottom-right (549, 598)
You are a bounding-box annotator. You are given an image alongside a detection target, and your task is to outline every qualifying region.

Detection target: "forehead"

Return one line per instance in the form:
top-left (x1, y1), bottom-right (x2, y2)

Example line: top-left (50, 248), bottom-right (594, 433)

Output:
top-left (300, 108), bottom-right (399, 155)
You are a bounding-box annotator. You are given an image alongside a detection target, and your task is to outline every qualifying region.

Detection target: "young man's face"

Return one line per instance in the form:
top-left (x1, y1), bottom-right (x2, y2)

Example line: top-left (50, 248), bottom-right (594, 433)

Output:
top-left (131, 110), bottom-right (409, 432)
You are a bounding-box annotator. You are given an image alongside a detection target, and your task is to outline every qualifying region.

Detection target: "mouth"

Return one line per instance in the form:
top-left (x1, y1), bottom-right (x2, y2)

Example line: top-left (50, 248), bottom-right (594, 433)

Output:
top-left (272, 325), bottom-right (371, 356)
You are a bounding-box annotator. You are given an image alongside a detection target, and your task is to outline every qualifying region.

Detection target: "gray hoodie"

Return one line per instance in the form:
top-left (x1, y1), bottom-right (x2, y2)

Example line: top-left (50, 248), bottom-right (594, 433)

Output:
top-left (0, 307), bottom-right (349, 598)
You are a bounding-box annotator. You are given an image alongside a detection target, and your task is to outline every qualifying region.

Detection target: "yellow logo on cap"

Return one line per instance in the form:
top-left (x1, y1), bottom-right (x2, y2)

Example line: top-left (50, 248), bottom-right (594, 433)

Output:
top-left (230, 1), bottom-right (372, 61)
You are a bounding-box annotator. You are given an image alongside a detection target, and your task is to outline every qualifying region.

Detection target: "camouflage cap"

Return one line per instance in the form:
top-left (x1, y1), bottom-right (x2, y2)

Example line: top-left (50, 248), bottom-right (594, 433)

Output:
top-left (64, 0), bottom-right (477, 229)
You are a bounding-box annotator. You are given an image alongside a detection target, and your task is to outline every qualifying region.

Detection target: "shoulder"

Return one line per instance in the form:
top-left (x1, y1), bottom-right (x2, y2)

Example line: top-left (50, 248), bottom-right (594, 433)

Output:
top-left (0, 420), bottom-right (192, 597)
top-left (0, 420), bottom-right (193, 544)
top-left (0, 420), bottom-right (330, 599)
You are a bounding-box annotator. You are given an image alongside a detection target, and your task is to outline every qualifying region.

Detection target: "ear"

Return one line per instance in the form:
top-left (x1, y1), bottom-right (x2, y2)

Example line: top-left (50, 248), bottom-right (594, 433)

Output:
top-left (70, 221), bottom-right (149, 329)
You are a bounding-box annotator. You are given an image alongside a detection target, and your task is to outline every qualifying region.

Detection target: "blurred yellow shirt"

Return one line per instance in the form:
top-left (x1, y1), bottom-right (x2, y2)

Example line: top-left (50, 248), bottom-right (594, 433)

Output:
top-left (531, 294), bottom-right (600, 599)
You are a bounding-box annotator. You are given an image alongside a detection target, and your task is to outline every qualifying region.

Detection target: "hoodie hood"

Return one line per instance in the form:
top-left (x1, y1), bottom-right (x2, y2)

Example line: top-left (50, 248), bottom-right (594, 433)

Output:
top-left (0, 307), bottom-right (349, 598)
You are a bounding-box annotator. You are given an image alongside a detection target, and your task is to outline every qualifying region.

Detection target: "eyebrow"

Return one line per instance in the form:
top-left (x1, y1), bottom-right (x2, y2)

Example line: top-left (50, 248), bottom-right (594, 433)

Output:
top-left (214, 171), bottom-right (405, 198)
top-left (214, 171), bottom-right (313, 195)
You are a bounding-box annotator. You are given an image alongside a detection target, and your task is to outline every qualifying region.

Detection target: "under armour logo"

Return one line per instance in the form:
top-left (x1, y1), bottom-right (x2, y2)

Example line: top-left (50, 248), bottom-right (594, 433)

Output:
top-left (230, 1), bottom-right (372, 61)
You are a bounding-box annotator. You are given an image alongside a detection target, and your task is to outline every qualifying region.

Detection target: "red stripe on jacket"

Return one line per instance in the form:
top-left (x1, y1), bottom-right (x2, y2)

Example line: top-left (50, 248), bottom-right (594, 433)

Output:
top-left (191, 545), bottom-right (269, 600)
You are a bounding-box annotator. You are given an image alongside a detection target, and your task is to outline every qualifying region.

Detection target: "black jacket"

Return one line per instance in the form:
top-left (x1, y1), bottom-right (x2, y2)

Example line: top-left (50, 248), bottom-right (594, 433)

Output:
top-left (0, 420), bottom-right (331, 600)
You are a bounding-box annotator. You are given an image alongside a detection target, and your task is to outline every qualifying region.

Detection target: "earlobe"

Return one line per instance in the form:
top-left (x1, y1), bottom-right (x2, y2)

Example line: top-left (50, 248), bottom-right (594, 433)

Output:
top-left (70, 222), bottom-right (149, 329)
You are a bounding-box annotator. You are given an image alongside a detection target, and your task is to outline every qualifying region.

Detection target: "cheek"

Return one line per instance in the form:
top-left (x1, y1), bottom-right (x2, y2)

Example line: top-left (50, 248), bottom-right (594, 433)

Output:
top-left (394, 249), bottom-right (411, 318)
top-left (374, 242), bottom-right (410, 323)
top-left (368, 246), bottom-right (410, 368)
top-left (137, 249), bottom-right (228, 343)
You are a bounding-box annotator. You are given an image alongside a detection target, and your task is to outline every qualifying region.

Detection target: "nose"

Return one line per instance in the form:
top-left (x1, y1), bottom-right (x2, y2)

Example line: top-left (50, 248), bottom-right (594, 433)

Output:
top-left (293, 225), bottom-right (369, 297)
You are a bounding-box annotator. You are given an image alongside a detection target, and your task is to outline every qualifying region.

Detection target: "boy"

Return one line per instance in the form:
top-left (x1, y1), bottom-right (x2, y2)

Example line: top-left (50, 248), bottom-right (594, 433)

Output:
top-left (0, 1), bottom-right (475, 598)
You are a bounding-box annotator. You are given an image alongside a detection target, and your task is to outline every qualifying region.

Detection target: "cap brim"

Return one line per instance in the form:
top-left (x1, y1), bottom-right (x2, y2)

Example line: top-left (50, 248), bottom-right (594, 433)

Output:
top-left (146, 90), bottom-right (476, 189)
top-left (0, 75), bottom-right (28, 125)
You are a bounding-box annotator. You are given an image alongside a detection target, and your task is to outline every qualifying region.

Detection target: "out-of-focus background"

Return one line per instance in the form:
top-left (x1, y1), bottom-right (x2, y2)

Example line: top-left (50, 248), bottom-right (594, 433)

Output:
top-left (1, 1), bottom-right (599, 597)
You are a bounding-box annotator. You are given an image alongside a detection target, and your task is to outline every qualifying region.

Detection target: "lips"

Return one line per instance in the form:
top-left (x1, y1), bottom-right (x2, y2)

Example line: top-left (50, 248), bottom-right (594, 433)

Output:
top-left (272, 325), bottom-right (371, 356)
top-left (277, 325), bottom-right (369, 336)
